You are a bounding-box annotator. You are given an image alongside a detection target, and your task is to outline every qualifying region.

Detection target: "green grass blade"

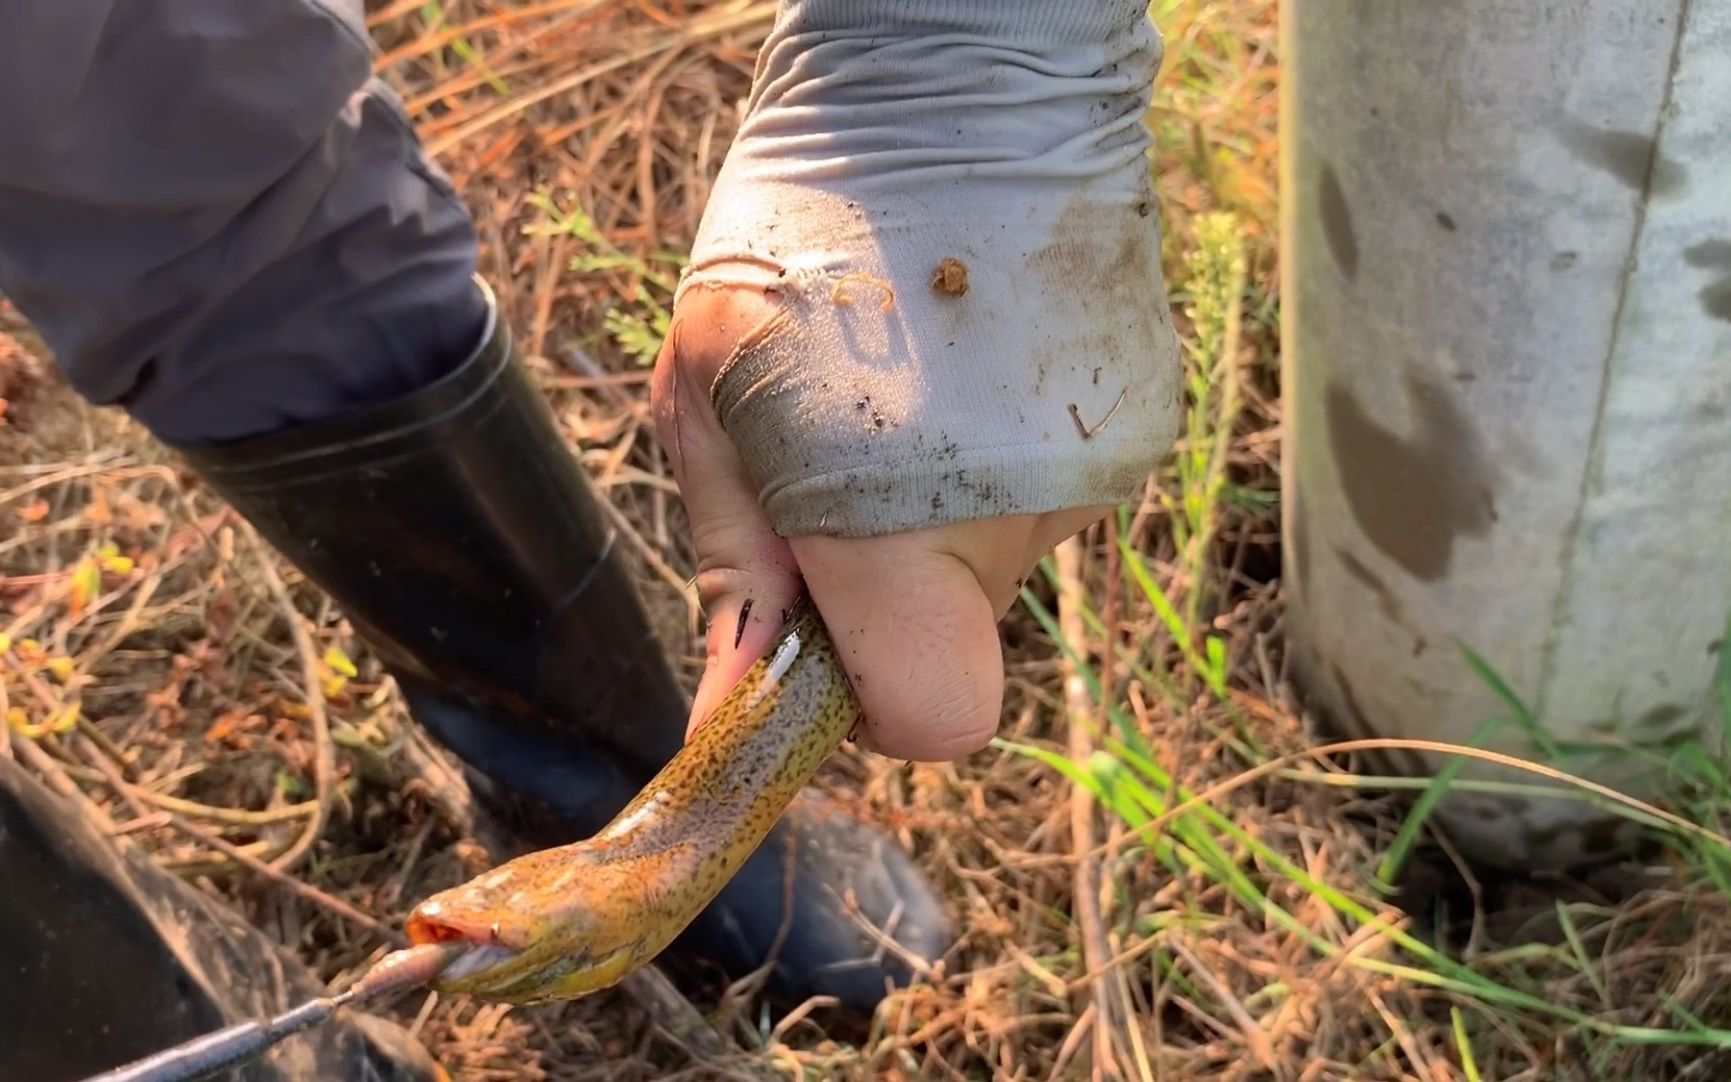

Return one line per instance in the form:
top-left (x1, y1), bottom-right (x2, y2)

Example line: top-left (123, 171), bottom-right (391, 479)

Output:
top-left (1555, 902), bottom-right (1612, 1010)
top-left (1020, 585), bottom-right (1151, 757)
top-left (1376, 718), bottom-right (1503, 887)
top-left (1451, 1008), bottom-right (1483, 1082)
top-left (1457, 640), bottom-right (1559, 759)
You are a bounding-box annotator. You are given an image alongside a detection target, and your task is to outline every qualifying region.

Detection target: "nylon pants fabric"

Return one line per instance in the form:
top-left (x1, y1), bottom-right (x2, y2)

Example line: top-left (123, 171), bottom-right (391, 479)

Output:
top-left (0, 0), bottom-right (488, 445)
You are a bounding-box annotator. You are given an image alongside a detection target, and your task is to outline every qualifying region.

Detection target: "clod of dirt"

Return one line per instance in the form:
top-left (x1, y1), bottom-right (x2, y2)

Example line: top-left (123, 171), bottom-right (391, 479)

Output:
top-left (931, 258), bottom-right (969, 297)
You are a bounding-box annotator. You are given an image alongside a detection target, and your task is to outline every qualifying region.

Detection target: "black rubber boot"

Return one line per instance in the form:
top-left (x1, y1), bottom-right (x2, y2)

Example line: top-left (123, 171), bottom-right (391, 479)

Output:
top-left (177, 286), bottom-right (950, 1014)
top-left (0, 755), bottom-right (441, 1082)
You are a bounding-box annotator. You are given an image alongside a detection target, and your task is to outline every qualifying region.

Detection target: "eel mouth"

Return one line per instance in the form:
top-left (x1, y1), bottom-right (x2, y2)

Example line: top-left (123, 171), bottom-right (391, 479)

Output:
top-left (405, 909), bottom-right (525, 983)
top-left (438, 943), bottom-right (522, 983)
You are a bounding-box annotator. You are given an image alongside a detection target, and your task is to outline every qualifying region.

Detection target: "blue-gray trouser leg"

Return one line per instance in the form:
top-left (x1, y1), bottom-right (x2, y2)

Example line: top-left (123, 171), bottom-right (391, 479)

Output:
top-left (0, 0), bottom-right (487, 445)
top-left (0, 3), bottom-right (484, 1077)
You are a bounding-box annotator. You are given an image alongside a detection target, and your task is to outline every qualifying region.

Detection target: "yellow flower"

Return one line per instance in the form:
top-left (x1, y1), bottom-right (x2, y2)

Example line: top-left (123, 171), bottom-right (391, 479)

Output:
top-left (321, 645), bottom-right (358, 698)
top-left (97, 542), bottom-right (135, 575)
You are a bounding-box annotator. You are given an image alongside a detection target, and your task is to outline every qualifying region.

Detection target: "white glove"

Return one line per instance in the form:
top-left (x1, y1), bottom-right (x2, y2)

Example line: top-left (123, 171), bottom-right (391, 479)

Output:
top-left (654, 1), bottom-right (1180, 762)
top-left (676, 0), bottom-right (1181, 538)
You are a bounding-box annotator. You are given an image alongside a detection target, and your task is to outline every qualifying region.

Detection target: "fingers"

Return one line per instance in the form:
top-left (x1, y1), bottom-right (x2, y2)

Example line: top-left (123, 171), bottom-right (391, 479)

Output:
top-left (652, 287), bottom-right (804, 736)
top-left (791, 528), bottom-right (1007, 762)
top-left (787, 509), bottom-right (1108, 761)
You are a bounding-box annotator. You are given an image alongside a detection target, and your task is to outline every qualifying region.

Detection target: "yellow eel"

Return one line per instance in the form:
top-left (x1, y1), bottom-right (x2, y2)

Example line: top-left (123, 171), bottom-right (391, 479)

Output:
top-left (403, 596), bottom-right (858, 1005)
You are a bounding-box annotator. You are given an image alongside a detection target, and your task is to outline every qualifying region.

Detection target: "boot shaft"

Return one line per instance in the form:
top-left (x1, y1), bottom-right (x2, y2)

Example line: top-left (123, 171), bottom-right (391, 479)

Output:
top-left (179, 296), bottom-right (688, 777)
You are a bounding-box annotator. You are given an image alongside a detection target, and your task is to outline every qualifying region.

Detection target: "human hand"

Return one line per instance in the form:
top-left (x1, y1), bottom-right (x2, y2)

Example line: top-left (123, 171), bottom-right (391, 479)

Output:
top-left (655, 285), bottom-right (1110, 761)
top-left (651, 0), bottom-right (1181, 761)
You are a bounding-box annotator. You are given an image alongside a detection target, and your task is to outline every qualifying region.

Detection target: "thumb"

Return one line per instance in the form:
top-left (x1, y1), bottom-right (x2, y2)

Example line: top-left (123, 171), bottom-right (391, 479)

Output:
top-left (651, 287), bottom-right (804, 735)
top-left (792, 506), bottom-right (1103, 762)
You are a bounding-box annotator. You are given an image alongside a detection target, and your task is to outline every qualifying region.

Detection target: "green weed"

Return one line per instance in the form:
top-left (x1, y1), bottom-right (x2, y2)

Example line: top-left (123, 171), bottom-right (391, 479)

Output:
top-left (418, 3), bottom-right (510, 95)
top-left (524, 191), bottom-right (685, 366)
top-left (1162, 211), bottom-right (1247, 651)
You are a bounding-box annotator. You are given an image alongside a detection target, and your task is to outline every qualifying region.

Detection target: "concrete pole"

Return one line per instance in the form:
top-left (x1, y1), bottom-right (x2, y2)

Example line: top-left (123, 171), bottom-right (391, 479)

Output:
top-left (1280, 1), bottom-right (1731, 868)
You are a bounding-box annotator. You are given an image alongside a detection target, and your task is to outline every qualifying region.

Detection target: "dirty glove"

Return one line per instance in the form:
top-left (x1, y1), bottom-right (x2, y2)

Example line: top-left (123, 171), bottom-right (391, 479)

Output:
top-left (653, 0), bottom-right (1182, 760)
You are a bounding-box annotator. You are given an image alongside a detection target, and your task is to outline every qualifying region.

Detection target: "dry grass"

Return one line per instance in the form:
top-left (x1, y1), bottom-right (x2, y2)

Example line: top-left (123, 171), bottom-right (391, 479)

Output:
top-left (4, 2), bottom-right (1731, 1080)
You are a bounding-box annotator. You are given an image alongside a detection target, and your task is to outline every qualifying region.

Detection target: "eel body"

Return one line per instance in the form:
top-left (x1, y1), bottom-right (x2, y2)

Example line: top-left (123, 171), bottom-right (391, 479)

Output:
top-left (404, 597), bottom-right (858, 1004)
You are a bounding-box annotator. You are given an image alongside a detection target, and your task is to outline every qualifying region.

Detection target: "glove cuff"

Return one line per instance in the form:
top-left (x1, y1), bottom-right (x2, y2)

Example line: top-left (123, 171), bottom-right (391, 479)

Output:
top-left (768, 0), bottom-right (1155, 49)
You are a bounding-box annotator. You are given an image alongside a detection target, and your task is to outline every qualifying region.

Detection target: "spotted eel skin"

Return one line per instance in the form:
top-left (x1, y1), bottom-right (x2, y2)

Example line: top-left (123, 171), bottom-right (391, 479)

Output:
top-left (405, 597), bottom-right (858, 1005)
